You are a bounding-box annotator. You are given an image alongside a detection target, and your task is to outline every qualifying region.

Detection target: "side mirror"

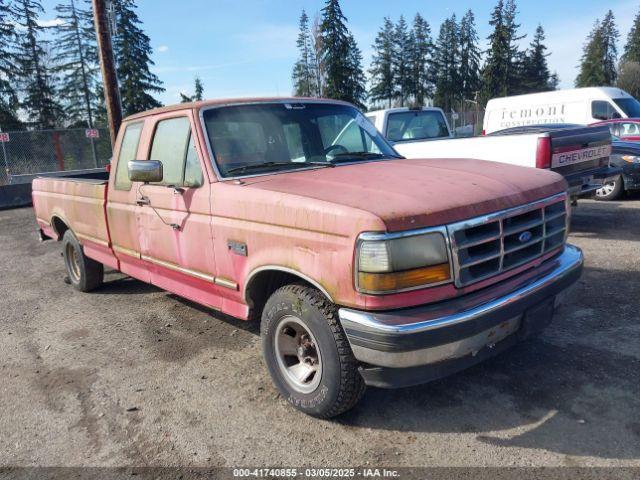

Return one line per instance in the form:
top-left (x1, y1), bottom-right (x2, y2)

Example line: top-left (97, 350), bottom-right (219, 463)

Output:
top-left (128, 160), bottom-right (163, 183)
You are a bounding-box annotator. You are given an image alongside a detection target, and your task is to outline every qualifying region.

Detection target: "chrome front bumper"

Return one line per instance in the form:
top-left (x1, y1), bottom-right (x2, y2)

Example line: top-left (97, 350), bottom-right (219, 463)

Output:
top-left (339, 245), bottom-right (584, 388)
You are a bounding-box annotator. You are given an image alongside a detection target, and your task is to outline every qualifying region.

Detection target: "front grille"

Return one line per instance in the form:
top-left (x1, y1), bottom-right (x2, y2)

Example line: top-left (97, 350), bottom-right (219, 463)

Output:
top-left (448, 194), bottom-right (567, 287)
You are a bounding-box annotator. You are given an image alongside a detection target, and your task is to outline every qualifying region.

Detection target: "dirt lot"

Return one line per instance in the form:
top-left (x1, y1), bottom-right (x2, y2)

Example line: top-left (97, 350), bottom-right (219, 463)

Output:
top-left (0, 197), bottom-right (639, 469)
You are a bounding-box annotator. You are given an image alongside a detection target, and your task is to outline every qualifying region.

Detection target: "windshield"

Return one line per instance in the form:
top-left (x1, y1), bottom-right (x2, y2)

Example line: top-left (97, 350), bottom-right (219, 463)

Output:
top-left (202, 103), bottom-right (398, 177)
top-left (613, 97), bottom-right (640, 118)
top-left (386, 110), bottom-right (450, 142)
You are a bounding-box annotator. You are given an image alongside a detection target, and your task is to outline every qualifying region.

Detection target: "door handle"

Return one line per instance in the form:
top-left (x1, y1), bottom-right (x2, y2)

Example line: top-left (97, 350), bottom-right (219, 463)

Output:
top-left (136, 196), bottom-right (150, 206)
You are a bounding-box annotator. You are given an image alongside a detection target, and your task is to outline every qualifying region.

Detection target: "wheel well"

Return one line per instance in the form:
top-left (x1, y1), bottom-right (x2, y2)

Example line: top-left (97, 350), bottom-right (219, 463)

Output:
top-left (51, 216), bottom-right (70, 240)
top-left (245, 269), bottom-right (329, 320)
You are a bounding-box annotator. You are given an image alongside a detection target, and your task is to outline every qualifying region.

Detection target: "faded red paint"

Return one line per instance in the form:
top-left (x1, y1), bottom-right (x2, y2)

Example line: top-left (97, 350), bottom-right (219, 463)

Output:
top-left (32, 98), bottom-right (567, 320)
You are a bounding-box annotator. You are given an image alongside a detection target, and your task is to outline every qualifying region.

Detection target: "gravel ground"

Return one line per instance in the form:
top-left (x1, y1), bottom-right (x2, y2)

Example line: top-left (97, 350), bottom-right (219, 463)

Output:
top-left (0, 197), bottom-right (638, 469)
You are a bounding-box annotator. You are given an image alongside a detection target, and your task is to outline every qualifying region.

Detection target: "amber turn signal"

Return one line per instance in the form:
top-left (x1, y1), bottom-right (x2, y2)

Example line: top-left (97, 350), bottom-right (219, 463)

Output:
top-left (357, 262), bottom-right (451, 293)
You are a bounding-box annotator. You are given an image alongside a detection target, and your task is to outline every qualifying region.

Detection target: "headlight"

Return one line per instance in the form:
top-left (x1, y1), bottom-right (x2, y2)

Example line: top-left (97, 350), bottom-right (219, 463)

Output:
top-left (356, 231), bottom-right (452, 294)
top-left (621, 155), bottom-right (640, 164)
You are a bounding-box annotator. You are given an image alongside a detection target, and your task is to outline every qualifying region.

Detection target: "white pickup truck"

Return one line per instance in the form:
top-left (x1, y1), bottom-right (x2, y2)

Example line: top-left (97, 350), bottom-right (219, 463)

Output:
top-left (365, 108), bottom-right (620, 199)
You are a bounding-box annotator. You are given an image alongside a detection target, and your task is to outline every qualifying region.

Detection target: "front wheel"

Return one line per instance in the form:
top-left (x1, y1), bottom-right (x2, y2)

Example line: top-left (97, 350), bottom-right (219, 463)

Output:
top-left (261, 284), bottom-right (365, 418)
top-left (596, 175), bottom-right (624, 201)
top-left (62, 230), bottom-right (104, 292)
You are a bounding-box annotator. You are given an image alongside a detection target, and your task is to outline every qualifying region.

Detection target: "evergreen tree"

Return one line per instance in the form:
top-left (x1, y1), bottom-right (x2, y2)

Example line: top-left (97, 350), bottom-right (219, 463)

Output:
top-left (481, 0), bottom-right (509, 102)
top-left (504, 0), bottom-right (525, 94)
top-left (576, 13), bottom-right (619, 87)
top-left (12, 0), bottom-right (62, 128)
top-left (432, 15), bottom-right (460, 112)
top-left (521, 25), bottom-right (554, 92)
top-left (112, 0), bottom-right (164, 116)
top-left (193, 76), bottom-right (204, 101)
top-left (458, 10), bottom-right (481, 103)
top-left (0, 0), bottom-right (21, 130)
top-left (345, 34), bottom-right (367, 109)
top-left (600, 10), bottom-right (619, 85)
top-left (408, 13), bottom-right (433, 106)
top-left (54, 0), bottom-right (101, 128)
top-left (481, 0), bottom-right (524, 102)
top-left (576, 20), bottom-right (607, 87)
top-left (369, 17), bottom-right (395, 108)
top-left (319, 0), bottom-right (365, 107)
top-left (622, 8), bottom-right (640, 63)
top-left (392, 15), bottom-right (411, 106)
top-left (292, 10), bottom-right (319, 97)
top-left (180, 76), bottom-right (204, 103)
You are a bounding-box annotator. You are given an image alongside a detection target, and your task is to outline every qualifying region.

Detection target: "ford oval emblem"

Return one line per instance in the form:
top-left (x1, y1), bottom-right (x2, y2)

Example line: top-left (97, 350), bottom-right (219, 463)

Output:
top-left (519, 231), bottom-right (533, 243)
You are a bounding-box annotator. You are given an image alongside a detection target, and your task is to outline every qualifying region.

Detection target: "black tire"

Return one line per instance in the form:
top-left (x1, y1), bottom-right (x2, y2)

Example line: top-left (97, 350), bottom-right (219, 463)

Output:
top-left (595, 175), bottom-right (624, 201)
top-left (261, 284), bottom-right (365, 418)
top-left (62, 230), bottom-right (104, 292)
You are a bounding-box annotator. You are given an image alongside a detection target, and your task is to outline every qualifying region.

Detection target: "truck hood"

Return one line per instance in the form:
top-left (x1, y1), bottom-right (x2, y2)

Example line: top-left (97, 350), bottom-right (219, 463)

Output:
top-left (240, 158), bottom-right (566, 232)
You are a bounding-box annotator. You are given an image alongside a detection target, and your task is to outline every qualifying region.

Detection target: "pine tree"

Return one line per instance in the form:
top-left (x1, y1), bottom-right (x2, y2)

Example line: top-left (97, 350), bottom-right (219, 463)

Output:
top-left (408, 13), bottom-right (433, 106)
top-left (12, 0), bottom-right (62, 128)
top-left (319, 0), bottom-right (365, 107)
top-left (622, 8), bottom-right (640, 63)
top-left (292, 10), bottom-right (319, 97)
top-left (392, 15), bottom-right (411, 106)
top-left (481, 0), bottom-right (509, 102)
top-left (193, 77), bottom-right (204, 101)
top-left (0, 0), bottom-right (21, 130)
top-left (458, 10), bottom-right (481, 103)
top-left (521, 25), bottom-right (554, 92)
top-left (345, 34), bottom-right (367, 109)
top-left (481, 0), bottom-right (524, 102)
top-left (600, 10), bottom-right (619, 85)
top-left (433, 15), bottom-right (460, 112)
top-left (180, 77), bottom-right (204, 103)
top-left (112, 0), bottom-right (164, 116)
top-left (576, 21), bottom-right (607, 87)
top-left (369, 17), bottom-right (395, 108)
top-left (576, 13), bottom-right (619, 87)
top-left (54, 0), bottom-right (101, 128)
top-left (504, 0), bottom-right (525, 94)
top-left (616, 61), bottom-right (640, 98)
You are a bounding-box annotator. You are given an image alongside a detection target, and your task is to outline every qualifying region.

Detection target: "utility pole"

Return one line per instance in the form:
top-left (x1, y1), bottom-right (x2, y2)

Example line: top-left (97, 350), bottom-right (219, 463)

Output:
top-left (92, 0), bottom-right (122, 148)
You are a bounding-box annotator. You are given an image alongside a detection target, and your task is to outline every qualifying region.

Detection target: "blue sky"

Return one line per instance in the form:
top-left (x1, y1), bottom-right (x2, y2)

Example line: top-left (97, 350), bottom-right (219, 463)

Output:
top-left (39, 0), bottom-right (640, 105)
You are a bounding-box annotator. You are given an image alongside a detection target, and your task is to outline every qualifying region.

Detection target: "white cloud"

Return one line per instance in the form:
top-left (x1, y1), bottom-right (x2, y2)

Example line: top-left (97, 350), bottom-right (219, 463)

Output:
top-left (37, 18), bottom-right (65, 28)
top-left (157, 45), bottom-right (169, 53)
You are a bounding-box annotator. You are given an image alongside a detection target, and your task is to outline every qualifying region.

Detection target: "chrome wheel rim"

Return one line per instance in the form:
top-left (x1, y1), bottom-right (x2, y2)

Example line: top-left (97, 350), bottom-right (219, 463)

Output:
top-left (596, 180), bottom-right (616, 197)
top-left (273, 316), bottom-right (322, 394)
top-left (65, 243), bottom-right (81, 282)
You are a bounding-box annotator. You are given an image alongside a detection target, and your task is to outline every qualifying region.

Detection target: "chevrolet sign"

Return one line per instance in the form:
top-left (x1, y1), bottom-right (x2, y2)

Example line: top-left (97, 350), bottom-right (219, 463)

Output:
top-left (551, 145), bottom-right (611, 168)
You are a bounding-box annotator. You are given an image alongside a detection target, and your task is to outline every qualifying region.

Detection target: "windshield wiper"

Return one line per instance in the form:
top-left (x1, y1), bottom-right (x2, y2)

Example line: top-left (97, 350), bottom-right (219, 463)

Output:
top-left (226, 161), bottom-right (334, 176)
top-left (328, 152), bottom-right (404, 163)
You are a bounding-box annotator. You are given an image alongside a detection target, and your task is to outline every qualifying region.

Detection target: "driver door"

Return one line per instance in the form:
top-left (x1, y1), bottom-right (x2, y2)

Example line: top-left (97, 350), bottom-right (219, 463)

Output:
top-left (135, 112), bottom-right (219, 308)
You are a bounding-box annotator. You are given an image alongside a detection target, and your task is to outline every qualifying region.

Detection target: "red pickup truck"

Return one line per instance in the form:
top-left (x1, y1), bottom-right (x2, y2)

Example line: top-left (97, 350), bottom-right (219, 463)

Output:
top-left (33, 98), bottom-right (583, 418)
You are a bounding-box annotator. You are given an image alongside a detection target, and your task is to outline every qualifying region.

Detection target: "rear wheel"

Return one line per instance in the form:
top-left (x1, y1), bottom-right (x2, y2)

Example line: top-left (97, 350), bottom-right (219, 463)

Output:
top-left (596, 175), bottom-right (624, 201)
top-left (62, 230), bottom-right (103, 292)
top-left (261, 284), bottom-right (365, 418)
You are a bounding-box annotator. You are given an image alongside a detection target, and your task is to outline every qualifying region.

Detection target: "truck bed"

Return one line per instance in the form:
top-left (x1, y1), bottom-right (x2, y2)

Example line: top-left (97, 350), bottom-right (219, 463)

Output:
top-left (32, 175), bottom-right (115, 268)
top-left (393, 125), bottom-right (617, 197)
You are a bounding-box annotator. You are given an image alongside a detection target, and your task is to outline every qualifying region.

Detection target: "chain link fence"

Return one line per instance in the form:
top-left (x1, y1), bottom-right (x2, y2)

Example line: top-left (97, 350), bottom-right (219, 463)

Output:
top-left (0, 128), bottom-right (112, 186)
top-left (444, 110), bottom-right (485, 137)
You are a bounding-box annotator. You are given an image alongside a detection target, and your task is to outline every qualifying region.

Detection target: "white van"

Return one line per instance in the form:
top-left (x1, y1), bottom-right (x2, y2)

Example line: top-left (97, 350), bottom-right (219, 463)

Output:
top-left (483, 87), bottom-right (640, 134)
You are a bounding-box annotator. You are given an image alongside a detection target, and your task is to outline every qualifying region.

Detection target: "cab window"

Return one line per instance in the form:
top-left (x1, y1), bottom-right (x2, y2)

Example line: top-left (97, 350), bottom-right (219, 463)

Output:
top-left (114, 122), bottom-right (143, 191)
top-left (620, 122), bottom-right (640, 137)
top-left (592, 101), bottom-right (621, 121)
top-left (149, 117), bottom-right (204, 187)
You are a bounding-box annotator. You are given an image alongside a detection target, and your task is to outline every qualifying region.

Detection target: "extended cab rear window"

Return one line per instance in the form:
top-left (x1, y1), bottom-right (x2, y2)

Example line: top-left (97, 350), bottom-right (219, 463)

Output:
top-left (114, 122), bottom-right (143, 190)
